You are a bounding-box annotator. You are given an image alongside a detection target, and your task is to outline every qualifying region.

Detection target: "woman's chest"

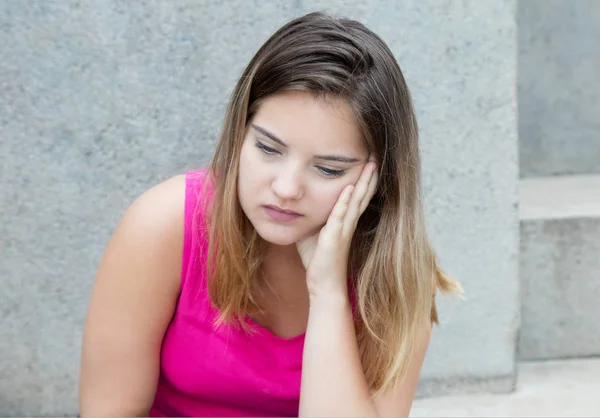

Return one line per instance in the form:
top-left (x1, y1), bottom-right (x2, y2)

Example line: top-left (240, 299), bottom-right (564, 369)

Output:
top-left (158, 303), bottom-right (304, 415)
top-left (249, 291), bottom-right (310, 340)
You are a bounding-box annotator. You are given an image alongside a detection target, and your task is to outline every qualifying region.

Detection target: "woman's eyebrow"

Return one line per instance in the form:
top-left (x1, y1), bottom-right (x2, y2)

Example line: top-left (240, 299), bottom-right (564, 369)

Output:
top-left (251, 124), bottom-right (361, 164)
top-left (313, 154), bottom-right (360, 163)
top-left (252, 124), bottom-right (287, 147)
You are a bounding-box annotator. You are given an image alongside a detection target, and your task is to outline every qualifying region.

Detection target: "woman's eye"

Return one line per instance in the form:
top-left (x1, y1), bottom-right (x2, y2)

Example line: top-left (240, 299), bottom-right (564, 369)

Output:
top-left (255, 141), bottom-right (280, 156)
top-left (317, 166), bottom-right (345, 177)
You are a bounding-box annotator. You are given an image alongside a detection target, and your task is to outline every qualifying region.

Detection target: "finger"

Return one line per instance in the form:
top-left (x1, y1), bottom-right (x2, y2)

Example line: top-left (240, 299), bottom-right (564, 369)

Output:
top-left (358, 168), bottom-right (378, 214)
top-left (356, 162), bottom-right (377, 209)
top-left (326, 184), bottom-right (354, 233)
top-left (345, 162), bottom-right (376, 228)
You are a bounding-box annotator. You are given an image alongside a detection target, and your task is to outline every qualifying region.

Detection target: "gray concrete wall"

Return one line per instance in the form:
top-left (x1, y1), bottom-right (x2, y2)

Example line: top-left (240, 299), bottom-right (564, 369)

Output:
top-left (0, 0), bottom-right (518, 414)
top-left (376, 0), bottom-right (519, 397)
top-left (519, 0), bottom-right (600, 177)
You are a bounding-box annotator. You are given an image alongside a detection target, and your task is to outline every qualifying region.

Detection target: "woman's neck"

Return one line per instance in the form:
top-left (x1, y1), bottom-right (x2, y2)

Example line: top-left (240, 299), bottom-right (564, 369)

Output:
top-left (261, 243), bottom-right (307, 299)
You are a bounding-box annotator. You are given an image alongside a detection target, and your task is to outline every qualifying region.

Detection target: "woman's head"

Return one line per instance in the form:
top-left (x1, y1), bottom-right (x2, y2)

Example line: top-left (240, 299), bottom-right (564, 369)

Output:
top-left (238, 90), bottom-right (368, 246)
top-left (212, 11), bottom-right (419, 250)
top-left (207, 11), bottom-right (460, 395)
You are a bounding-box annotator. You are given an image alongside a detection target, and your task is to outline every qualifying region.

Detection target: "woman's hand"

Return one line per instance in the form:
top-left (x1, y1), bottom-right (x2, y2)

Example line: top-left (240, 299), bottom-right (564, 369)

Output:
top-left (296, 158), bottom-right (378, 298)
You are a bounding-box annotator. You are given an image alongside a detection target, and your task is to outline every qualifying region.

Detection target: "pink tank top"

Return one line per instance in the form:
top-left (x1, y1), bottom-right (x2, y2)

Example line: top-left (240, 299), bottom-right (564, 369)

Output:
top-left (149, 169), bottom-right (305, 417)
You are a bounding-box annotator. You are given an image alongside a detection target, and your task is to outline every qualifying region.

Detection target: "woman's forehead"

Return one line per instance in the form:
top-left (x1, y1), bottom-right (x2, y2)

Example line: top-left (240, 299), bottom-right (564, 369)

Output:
top-left (251, 90), bottom-right (366, 156)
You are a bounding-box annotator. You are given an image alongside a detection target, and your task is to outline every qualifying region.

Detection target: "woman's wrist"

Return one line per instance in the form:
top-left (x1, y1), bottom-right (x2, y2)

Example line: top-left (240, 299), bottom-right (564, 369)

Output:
top-left (308, 282), bottom-right (351, 308)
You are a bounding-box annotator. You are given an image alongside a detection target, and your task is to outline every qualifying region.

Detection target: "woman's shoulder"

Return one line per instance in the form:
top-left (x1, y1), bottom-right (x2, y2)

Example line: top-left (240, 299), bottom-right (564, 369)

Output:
top-left (134, 174), bottom-right (187, 223)
top-left (118, 174), bottom-right (187, 261)
top-left (131, 168), bottom-right (211, 225)
top-left (114, 169), bottom-right (213, 291)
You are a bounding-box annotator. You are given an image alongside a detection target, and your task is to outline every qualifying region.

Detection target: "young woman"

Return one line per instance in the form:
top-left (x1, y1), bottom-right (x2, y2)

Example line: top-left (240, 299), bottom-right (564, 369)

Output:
top-left (79, 11), bottom-right (461, 417)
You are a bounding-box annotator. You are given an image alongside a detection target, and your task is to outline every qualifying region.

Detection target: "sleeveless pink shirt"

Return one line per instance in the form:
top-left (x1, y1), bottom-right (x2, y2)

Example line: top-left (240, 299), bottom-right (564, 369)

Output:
top-left (149, 169), bottom-right (305, 417)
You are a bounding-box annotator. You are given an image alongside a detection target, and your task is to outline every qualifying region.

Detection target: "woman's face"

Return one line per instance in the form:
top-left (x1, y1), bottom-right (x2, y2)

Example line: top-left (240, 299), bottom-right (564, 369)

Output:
top-left (238, 90), bottom-right (369, 246)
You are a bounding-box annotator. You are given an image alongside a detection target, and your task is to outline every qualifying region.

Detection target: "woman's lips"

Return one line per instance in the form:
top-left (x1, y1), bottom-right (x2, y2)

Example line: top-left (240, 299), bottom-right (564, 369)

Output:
top-left (263, 205), bottom-right (303, 222)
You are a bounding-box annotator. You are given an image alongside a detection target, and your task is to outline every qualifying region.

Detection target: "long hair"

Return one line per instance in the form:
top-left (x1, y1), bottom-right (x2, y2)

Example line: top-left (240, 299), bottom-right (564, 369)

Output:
top-left (205, 11), bottom-right (462, 395)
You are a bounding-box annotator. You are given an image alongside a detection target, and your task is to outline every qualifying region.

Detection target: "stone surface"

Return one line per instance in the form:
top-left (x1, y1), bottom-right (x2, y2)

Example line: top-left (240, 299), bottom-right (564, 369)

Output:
top-left (518, 175), bottom-right (600, 360)
top-left (520, 175), bottom-right (600, 220)
top-left (519, 0), bottom-right (600, 177)
top-left (411, 358), bottom-right (600, 416)
top-left (0, 0), bottom-right (518, 414)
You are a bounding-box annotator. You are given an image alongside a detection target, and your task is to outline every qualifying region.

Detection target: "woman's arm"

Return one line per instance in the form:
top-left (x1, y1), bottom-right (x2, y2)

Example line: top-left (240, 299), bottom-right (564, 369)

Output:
top-left (300, 292), bottom-right (431, 417)
top-left (79, 175), bottom-right (185, 417)
top-left (300, 291), bottom-right (377, 417)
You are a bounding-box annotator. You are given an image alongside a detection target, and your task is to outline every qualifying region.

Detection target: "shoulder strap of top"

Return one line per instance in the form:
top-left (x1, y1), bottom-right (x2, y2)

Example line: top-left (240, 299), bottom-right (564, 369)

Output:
top-left (181, 168), bottom-right (212, 292)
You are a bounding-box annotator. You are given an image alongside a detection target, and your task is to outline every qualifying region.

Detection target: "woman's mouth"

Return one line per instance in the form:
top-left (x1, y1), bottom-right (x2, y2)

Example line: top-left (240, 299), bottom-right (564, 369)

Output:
top-left (262, 205), bottom-right (303, 222)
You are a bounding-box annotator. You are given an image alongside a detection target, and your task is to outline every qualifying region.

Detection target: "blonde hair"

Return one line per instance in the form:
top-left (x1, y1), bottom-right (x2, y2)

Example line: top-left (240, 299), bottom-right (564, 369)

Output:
top-left (205, 11), bottom-right (462, 396)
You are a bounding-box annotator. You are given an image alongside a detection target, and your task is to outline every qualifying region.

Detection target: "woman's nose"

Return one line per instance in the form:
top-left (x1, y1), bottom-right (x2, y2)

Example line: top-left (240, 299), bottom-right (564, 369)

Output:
top-left (271, 169), bottom-right (304, 201)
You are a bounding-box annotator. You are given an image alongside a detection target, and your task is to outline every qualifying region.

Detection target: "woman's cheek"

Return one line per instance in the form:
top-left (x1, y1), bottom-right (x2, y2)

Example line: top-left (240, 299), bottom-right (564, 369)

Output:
top-left (317, 185), bottom-right (347, 219)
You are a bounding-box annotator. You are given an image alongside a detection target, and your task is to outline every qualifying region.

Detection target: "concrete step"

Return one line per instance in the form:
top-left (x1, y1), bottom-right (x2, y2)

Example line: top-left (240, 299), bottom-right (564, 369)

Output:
top-left (410, 357), bottom-right (600, 417)
top-left (518, 175), bottom-right (600, 360)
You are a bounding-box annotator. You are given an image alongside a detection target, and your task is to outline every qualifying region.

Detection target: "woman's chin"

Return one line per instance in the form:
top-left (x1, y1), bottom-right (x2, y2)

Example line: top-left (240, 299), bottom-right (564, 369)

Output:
top-left (257, 229), bottom-right (323, 248)
top-left (256, 232), bottom-right (299, 246)
top-left (253, 225), bottom-right (305, 247)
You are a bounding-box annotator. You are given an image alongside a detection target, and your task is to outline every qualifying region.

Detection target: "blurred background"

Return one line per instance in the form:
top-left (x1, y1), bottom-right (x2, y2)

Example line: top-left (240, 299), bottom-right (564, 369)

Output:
top-left (0, 0), bottom-right (598, 416)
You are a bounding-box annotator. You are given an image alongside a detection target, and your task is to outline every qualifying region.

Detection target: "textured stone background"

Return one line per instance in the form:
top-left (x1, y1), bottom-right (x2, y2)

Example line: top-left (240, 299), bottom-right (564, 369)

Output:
top-left (519, 218), bottom-right (600, 360)
top-left (519, 0), bottom-right (600, 177)
top-left (0, 0), bottom-right (518, 414)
